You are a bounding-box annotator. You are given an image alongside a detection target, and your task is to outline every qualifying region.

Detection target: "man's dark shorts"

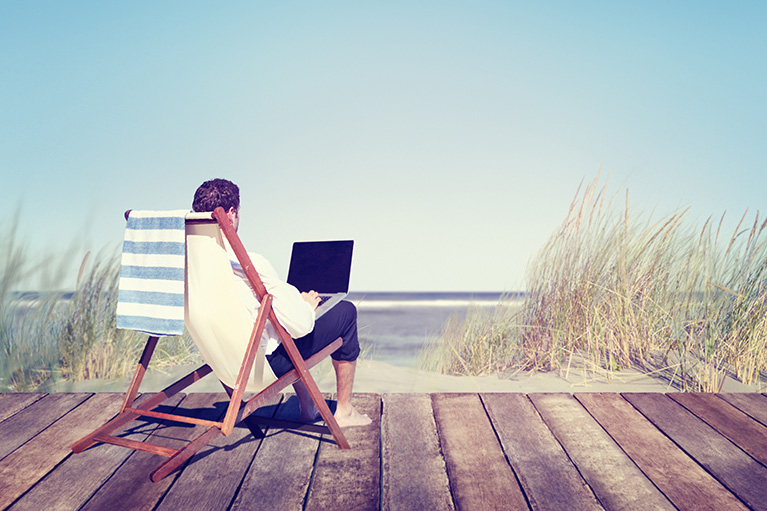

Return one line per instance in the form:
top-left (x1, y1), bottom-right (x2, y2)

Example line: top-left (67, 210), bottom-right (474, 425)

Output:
top-left (266, 300), bottom-right (360, 378)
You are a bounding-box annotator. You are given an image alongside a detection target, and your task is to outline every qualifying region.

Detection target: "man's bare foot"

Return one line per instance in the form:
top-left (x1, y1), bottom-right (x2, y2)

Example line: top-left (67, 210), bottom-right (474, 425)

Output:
top-left (334, 405), bottom-right (372, 428)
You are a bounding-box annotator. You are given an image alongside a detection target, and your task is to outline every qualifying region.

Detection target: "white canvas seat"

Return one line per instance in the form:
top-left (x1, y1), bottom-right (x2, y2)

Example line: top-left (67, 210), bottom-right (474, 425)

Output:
top-left (184, 212), bottom-right (276, 392)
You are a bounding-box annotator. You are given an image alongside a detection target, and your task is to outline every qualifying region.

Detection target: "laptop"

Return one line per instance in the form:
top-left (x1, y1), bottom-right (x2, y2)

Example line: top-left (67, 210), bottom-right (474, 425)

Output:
top-left (287, 240), bottom-right (354, 318)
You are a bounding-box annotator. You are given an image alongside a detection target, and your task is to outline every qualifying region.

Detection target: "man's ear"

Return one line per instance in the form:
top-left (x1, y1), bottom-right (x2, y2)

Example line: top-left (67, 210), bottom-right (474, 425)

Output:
top-left (225, 206), bottom-right (240, 230)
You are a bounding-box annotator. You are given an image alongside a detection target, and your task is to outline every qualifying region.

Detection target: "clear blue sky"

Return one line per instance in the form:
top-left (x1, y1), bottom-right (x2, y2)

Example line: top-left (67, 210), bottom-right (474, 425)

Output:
top-left (2, 1), bottom-right (764, 291)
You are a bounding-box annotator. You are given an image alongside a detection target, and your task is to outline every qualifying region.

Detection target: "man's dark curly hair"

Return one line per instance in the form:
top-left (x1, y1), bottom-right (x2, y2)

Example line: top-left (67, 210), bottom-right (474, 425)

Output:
top-left (192, 178), bottom-right (240, 213)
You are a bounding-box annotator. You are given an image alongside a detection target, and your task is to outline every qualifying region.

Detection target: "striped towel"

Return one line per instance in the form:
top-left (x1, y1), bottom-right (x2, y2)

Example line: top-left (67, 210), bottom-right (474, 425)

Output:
top-left (115, 210), bottom-right (188, 336)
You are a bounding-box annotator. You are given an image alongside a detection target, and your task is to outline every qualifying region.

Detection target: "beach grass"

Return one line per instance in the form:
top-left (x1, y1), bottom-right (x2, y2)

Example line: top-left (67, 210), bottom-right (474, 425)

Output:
top-left (418, 297), bottom-right (521, 375)
top-left (422, 175), bottom-right (767, 392)
top-left (0, 218), bottom-right (198, 392)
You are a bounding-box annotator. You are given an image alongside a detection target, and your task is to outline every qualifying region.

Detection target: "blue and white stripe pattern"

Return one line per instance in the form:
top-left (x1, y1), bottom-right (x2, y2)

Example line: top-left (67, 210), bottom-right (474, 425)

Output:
top-left (115, 210), bottom-right (188, 336)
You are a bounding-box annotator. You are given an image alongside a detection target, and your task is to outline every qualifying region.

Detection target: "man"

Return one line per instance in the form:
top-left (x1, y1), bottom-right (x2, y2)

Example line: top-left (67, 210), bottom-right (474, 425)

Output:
top-left (192, 178), bottom-right (370, 428)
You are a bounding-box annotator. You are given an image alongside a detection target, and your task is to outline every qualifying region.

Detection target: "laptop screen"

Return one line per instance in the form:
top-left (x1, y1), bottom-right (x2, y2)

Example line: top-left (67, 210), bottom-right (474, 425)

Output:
top-left (286, 240), bottom-right (353, 293)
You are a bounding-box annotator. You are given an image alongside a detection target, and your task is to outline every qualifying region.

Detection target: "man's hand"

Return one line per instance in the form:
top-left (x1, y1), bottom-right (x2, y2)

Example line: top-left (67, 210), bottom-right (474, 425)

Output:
top-left (301, 290), bottom-right (321, 310)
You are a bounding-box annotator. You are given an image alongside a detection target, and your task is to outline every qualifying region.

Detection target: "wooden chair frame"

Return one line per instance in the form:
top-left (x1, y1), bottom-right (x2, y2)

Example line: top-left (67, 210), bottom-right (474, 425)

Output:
top-left (71, 207), bottom-right (349, 482)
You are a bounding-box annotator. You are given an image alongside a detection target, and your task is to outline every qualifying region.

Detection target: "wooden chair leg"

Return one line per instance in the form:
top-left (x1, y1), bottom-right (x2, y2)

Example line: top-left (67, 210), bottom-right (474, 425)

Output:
top-left (71, 364), bottom-right (214, 454)
top-left (72, 336), bottom-right (159, 452)
top-left (150, 427), bottom-right (223, 482)
top-left (71, 409), bottom-right (141, 453)
top-left (120, 336), bottom-right (159, 413)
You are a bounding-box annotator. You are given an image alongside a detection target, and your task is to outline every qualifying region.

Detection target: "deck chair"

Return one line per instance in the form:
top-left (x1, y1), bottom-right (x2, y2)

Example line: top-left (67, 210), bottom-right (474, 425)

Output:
top-left (71, 207), bottom-right (349, 482)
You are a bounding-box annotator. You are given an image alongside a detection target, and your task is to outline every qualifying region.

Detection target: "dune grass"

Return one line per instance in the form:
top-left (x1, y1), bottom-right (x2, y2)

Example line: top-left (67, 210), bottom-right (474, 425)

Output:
top-left (422, 175), bottom-right (767, 392)
top-left (0, 218), bottom-right (198, 392)
top-left (418, 297), bottom-right (521, 375)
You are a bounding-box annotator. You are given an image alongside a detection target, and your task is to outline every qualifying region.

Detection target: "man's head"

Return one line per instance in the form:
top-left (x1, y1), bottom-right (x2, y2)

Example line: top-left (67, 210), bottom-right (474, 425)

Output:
top-left (193, 178), bottom-right (240, 229)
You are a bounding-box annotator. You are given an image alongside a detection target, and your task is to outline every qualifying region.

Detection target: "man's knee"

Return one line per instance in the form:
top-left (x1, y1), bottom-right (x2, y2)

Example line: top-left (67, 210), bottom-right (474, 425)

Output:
top-left (332, 340), bottom-right (360, 362)
top-left (331, 301), bottom-right (359, 361)
top-left (335, 300), bottom-right (357, 322)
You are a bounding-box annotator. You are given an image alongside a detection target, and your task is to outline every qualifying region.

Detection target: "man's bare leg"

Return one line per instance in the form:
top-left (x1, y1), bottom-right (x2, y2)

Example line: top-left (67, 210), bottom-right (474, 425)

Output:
top-left (293, 359), bottom-right (371, 427)
top-left (332, 359), bottom-right (371, 427)
top-left (293, 380), bottom-right (321, 423)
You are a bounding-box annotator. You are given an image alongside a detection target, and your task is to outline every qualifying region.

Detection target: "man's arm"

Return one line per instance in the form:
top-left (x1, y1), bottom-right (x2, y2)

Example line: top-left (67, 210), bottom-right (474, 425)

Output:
top-left (249, 253), bottom-right (315, 338)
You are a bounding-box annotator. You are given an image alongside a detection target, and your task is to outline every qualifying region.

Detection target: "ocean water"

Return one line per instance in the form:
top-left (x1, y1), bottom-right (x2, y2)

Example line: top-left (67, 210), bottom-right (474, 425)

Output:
top-left (6, 290), bottom-right (520, 371)
top-left (347, 292), bottom-right (520, 367)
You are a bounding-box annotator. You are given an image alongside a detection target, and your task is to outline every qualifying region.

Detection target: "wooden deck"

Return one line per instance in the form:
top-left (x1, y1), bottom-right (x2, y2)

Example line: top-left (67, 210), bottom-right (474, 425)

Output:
top-left (1, 392), bottom-right (766, 511)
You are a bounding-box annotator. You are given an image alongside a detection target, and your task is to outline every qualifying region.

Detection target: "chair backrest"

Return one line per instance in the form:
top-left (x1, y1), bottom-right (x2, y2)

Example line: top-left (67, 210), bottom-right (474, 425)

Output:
top-left (184, 212), bottom-right (276, 392)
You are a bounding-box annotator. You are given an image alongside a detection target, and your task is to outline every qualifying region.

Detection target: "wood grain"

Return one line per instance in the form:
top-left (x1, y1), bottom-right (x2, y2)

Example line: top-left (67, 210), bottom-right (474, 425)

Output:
top-left (305, 393), bottom-right (381, 511)
top-left (669, 392), bottom-right (767, 465)
top-left (717, 393), bottom-right (767, 426)
top-left (0, 393), bottom-right (123, 510)
top-left (432, 393), bottom-right (527, 511)
top-left (625, 392), bottom-right (767, 511)
top-left (576, 393), bottom-right (746, 511)
top-left (7, 393), bottom-right (181, 511)
top-left (230, 395), bottom-right (320, 511)
top-left (0, 393), bottom-right (46, 424)
top-left (3, 391), bottom-right (766, 510)
top-left (78, 393), bottom-right (223, 511)
top-left (152, 393), bottom-right (281, 511)
top-left (483, 393), bottom-right (602, 511)
top-left (381, 393), bottom-right (454, 511)
top-left (530, 393), bottom-right (675, 511)
top-left (0, 393), bottom-right (90, 461)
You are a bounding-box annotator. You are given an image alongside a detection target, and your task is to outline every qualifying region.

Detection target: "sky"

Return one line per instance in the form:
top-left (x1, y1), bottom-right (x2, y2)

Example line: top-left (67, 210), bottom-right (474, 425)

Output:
top-left (1, 1), bottom-right (765, 292)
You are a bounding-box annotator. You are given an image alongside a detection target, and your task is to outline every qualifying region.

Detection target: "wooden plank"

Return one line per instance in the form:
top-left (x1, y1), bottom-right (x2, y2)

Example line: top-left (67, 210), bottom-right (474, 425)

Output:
top-left (78, 393), bottom-right (224, 511)
top-left (431, 393), bottom-right (527, 511)
top-left (230, 394), bottom-right (321, 511)
top-left (0, 393), bottom-right (124, 510)
top-left (0, 393), bottom-right (46, 423)
top-left (576, 393), bottom-right (747, 511)
top-left (159, 393), bottom-right (283, 511)
top-left (6, 393), bottom-right (183, 511)
top-left (718, 393), bottom-right (767, 426)
top-left (529, 393), bottom-right (674, 511)
top-left (670, 393), bottom-right (767, 465)
top-left (0, 393), bottom-right (91, 461)
top-left (624, 393), bottom-right (767, 511)
top-left (381, 393), bottom-right (454, 511)
top-left (482, 393), bottom-right (602, 511)
top-left (305, 393), bottom-right (381, 511)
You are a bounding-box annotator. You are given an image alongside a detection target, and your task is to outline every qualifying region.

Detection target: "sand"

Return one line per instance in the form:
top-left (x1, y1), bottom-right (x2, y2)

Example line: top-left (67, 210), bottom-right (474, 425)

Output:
top-left (53, 357), bottom-right (766, 395)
